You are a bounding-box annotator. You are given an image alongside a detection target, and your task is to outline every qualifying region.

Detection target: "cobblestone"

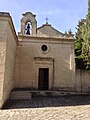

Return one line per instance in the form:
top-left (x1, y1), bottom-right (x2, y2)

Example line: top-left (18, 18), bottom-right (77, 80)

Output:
top-left (0, 95), bottom-right (90, 120)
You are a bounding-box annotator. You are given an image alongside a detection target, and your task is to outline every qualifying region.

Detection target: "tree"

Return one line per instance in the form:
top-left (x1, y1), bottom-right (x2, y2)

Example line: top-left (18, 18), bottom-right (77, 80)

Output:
top-left (81, 0), bottom-right (90, 70)
top-left (75, 23), bottom-right (90, 69)
top-left (75, 19), bottom-right (87, 69)
top-left (75, 0), bottom-right (90, 70)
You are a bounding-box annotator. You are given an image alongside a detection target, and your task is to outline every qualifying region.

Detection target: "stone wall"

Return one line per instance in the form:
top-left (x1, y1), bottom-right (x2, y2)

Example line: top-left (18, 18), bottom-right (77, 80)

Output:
top-left (0, 14), bottom-right (8, 108)
top-left (14, 37), bottom-right (90, 93)
top-left (0, 13), bottom-right (17, 108)
top-left (75, 69), bottom-right (90, 93)
top-left (14, 37), bottom-right (75, 91)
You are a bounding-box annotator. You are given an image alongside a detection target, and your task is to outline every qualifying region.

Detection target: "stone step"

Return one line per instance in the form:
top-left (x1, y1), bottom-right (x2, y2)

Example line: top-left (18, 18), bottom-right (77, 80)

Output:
top-left (31, 91), bottom-right (90, 97)
top-left (10, 90), bottom-right (90, 100)
top-left (10, 91), bottom-right (32, 100)
top-left (31, 91), bottom-right (76, 97)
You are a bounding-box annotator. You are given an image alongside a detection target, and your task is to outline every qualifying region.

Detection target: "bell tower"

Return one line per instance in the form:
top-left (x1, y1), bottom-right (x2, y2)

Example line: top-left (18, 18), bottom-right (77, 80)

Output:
top-left (19, 12), bottom-right (37, 36)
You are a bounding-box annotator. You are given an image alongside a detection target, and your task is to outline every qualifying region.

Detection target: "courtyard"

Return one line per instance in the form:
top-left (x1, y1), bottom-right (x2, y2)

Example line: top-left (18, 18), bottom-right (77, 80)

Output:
top-left (0, 95), bottom-right (90, 120)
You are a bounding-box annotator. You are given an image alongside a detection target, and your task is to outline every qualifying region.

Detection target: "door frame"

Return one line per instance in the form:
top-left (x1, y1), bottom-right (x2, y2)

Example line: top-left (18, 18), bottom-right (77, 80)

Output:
top-left (34, 57), bottom-right (54, 90)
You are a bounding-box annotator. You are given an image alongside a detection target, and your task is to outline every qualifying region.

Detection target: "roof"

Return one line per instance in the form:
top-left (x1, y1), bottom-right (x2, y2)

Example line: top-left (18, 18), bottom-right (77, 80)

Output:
top-left (37, 23), bottom-right (73, 39)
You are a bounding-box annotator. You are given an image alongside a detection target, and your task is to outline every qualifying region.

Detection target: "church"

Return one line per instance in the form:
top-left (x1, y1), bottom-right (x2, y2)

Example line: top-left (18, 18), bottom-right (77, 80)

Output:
top-left (15, 12), bottom-right (75, 90)
top-left (0, 11), bottom-right (90, 108)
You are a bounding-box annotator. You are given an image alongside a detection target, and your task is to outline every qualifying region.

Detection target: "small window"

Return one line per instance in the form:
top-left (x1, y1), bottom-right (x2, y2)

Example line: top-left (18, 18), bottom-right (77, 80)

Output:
top-left (41, 45), bottom-right (48, 51)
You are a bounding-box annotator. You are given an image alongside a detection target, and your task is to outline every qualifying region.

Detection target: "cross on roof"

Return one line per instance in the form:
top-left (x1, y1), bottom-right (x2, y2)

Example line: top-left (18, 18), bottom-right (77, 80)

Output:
top-left (46, 17), bottom-right (48, 24)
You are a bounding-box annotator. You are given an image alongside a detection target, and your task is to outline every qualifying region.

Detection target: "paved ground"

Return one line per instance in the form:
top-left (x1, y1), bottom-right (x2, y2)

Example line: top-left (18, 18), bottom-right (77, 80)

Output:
top-left (0, 95), bottom-right (90, 120)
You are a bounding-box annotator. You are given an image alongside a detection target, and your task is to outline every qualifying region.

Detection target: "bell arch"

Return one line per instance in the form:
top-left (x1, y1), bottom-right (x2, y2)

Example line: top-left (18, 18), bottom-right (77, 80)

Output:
top-left (20, 12), bottom-right (37, 35)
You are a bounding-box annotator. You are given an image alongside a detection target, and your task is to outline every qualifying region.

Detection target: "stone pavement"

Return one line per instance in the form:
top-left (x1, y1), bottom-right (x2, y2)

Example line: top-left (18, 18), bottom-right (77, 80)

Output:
top-left (0, 95), bottom-right (90, 120)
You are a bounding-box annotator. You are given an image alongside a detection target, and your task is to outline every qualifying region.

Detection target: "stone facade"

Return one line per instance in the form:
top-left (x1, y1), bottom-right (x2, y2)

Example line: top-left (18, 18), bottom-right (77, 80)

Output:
top-left (14, 12), bottom-right (75, 91)
top-left (0, 12), bottom-right (90, 108)
top-left (14, 37), bottom-right (75, 91)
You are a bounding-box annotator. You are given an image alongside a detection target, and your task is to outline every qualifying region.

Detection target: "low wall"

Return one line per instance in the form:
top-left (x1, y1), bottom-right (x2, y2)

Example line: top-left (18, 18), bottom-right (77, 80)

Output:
top-left (75, 69), bottom-right (90, 93)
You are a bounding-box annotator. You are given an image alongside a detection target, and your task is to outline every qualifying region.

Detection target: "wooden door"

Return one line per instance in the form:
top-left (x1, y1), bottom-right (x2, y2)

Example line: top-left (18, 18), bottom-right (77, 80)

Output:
top-left (38, 68), bottom-right (49, 90)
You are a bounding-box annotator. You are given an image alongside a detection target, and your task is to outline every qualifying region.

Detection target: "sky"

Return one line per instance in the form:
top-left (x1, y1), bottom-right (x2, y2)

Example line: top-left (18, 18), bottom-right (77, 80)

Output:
top-left (0, 0), bottom-right (88, 34)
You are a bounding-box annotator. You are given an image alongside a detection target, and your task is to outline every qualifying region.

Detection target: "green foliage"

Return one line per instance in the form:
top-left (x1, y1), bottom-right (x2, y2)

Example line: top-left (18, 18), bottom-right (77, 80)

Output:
top-left (75, 16), bottom-right (90, 70)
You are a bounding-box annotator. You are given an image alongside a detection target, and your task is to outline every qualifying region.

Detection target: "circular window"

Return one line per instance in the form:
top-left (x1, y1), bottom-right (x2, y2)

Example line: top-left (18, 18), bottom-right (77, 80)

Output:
top-left (41, 45), bottom-right (48, 51)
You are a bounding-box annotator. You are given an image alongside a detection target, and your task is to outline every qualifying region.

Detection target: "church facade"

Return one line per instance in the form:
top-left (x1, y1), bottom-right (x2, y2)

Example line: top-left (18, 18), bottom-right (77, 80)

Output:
top-left (0, 12), bottom-right (90, 108)
top-left (15, 12), bottom-right (75, 90)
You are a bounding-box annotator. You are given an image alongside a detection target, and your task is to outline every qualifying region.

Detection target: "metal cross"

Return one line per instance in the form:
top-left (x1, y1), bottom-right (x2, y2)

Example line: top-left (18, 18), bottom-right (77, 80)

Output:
top-left (46, 17), bottom-right (48, 24)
